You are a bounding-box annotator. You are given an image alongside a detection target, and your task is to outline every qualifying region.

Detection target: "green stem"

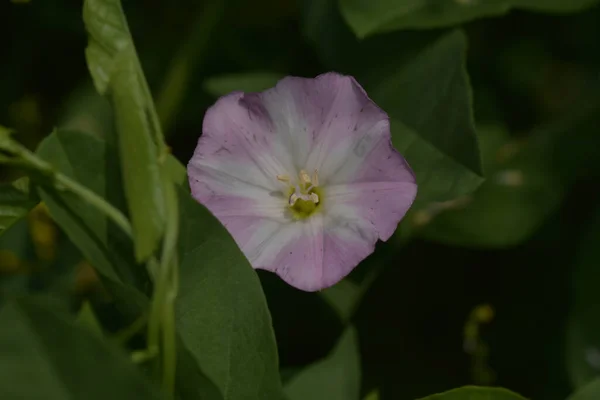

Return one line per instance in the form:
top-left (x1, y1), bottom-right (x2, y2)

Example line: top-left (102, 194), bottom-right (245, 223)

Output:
top-left (0, 136), bottom-right (133, 238)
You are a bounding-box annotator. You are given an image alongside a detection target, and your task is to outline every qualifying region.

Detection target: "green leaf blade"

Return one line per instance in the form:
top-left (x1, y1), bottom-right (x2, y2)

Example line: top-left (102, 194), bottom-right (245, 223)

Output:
top-left (175, 190), bottom-right (283, 400)
top-left (0, 296), bottom-right (166, 400)
top-left (416, 386), bottom-right (528, 400)
top-left (392, 120), bottom-right (483, 205)
top-left (340, 0), bottom-right (600, 37)
top-left (284, 327), bottom-right (361, 400)
top-left (35, 129), bottom-right (146, 289)
top-left (370, 30), bottom-right (483, 178)
top-left (0, 179), bottom-right (37, 237)
top-left (568, 378), bottom-right (600, 400)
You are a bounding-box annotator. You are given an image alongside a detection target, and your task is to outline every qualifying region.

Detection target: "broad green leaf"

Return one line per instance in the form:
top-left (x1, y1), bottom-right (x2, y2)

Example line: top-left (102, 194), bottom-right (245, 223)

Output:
top-left (339, 0), bottom-right (600, 37)
top-left (83, 0), bottom-right (165, 262)
top-left (319, 254), bottom-right (388, 323)
top-left (303, 8), bottom-right (485, 203)
top-left (414, 125), bottom-right (562, 247)
top-left (0, 179), bottom-right (37, 236)
top-left (176, 190), bottom-right (283, 399)
top-left (368, 30), bottom-right (483, 179)
top-left (0, 296), bottom-right (165, 399)
top-left (284, 327), bottom-right (360, 400)
top-left (320, 279), bottom-right (361, 323)
top-left (33, 131), bottom-right (222, 399)
top-left (76, 301), bottom-right (103, 336)
top-left (416, 386), bottom-right (528, 400)
top-left (35, 129), bottom-right (145, 288)
top-left (392, 120), bottom-right (483, 205)
top-left (204, 72), bottom-right (285, 97)
top-left (568, 378), bottom-right (600, 400)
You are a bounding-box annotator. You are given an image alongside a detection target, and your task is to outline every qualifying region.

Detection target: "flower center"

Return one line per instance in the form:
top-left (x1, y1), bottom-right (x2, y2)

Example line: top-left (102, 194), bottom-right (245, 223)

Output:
top-left (277, 169), bottom-right (323, 220)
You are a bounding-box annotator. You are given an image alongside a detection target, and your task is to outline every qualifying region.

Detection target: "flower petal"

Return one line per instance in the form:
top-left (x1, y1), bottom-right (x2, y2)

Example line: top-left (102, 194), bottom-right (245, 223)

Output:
top-left (258, 72), bottom-right (393, 184)
top-left (248, 216), bottom-right (326, 292)
top-left (188, 91), bottom-right (295, 196)
top-left (188, 73), bottom-right (418, 292)
top-left (326, 179), bottom-right (417, 241)
top-left (247, 208), bottom-right (379, 292)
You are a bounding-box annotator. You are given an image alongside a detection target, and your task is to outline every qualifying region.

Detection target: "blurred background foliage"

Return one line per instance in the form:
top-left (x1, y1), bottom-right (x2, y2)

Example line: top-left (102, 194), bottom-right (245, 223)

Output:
top-left (3, 0), bottom-right (600, 399)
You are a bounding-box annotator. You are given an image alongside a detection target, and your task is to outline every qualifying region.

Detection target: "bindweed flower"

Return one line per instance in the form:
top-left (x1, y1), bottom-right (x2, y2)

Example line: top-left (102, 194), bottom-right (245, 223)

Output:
top-left (187, 73), bottom-right (417, 291)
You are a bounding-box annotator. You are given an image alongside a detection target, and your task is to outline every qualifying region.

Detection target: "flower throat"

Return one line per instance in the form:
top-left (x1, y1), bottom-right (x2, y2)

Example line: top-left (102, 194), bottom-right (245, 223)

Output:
top-left (277, 170), bottom-right (323, 220)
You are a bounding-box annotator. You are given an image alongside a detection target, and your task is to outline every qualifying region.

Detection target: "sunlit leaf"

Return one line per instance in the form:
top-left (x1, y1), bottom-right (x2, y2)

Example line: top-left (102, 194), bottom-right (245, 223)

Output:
top-left (339, 0), bottom-right (600, 37)
top-left (83, 0), bottom-right (165, 262)
top-left (284, 327), bottom-right (360, 400)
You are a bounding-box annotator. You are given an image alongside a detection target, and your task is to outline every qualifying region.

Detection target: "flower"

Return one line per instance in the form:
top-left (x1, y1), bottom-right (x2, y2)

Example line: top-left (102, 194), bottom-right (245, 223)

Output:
top-left (187, 72), bottom-right (417, 291)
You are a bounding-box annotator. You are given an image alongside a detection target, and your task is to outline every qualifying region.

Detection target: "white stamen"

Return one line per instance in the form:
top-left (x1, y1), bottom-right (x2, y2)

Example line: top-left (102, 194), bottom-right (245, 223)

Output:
top-left (277, 174), bottom-right (290, 182)
top-left (299, 170), bottom-right (311, 185)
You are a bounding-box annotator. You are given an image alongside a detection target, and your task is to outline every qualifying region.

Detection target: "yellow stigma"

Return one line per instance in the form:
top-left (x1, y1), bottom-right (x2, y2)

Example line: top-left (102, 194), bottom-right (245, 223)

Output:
top-left (280, 170), bottom-right (323, 220)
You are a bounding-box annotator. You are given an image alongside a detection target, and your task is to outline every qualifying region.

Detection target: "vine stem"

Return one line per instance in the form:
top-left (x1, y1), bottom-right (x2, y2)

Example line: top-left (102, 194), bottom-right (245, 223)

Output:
top-left (0, 131), bottom-right (133, 238)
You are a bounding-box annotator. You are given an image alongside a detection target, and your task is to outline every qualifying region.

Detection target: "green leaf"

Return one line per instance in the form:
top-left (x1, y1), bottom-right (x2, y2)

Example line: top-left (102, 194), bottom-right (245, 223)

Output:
top-left (165, 154), bottom-right (189, 190)
top-left (175, 190), bottom-right (283, 400)
top-left (320, 279), bottom-right (361, 323)
top-left (35, 129), bottom-right (145, 288)
top-left (76, 301), bottom-right (104, 336)
top-left (568, 378), bottom-right (600, 400)
top-left (369, 30), bottom-right (483, 179)
top-left (301, 12), bottom-right (486, 203)
top-left (284, 327), bottom-right (361, 400)
top-left (83, 0), bottom-right (166, 262)
top-left (0, 179), bottom-right (37, 236)
top-left (37, 131), bottom-right (148, 290)
top-left (34, 129), bottom-right (225, 399)
top-left (363, 389), bottom-right (380, 400)
top-left (416, 386), bottom-right (528, 400)
top-left (566, 307), bottom-right (600, 390)
top-left (392, 120), bottom-right (484, 205)
top-left (414, 125), bottom-right (562, 247)
top-left (566, 208), bottom-right (600, 389)
top-left (0, 296), bottom-right (166, 399)
top-left (339, 0), bottom-right (600, 37)
top-left (204, 72), bottom-right (285, 97)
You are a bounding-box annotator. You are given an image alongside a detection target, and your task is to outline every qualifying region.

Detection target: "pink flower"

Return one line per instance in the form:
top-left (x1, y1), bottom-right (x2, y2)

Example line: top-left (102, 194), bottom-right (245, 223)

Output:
top-left (187, 73), bottom-right (417, 291)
